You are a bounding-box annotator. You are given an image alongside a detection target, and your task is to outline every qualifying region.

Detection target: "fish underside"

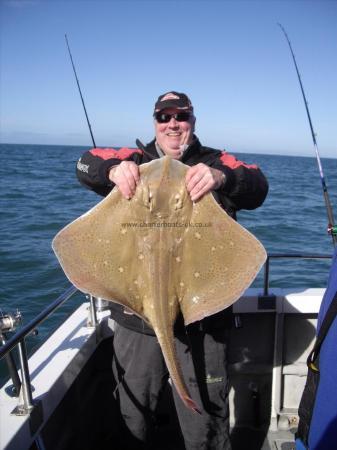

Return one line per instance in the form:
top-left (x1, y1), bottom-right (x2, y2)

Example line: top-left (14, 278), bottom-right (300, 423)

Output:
top-left (52, 156), bottom-right (266, 412)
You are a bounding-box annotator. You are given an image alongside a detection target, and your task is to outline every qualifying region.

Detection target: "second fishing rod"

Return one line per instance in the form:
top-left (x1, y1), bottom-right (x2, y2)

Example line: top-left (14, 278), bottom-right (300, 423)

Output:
top-left (278, 23), bottom-right (336, 246)
top-left (65, 34), bottom-right (154, 162)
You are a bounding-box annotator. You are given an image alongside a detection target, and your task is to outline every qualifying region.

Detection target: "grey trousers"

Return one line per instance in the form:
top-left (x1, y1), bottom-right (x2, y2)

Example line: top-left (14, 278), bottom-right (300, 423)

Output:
top-left (112, 323), bottom-right (231, 450)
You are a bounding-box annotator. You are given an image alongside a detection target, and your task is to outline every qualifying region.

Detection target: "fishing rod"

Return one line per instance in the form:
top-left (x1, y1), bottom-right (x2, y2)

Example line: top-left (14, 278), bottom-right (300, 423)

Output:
top-left (65, 34), bottom-right (96, 147)
top-left (65, 35), bottom-right (147, 160)
top-left (278, 23), bottom-right (337, 246)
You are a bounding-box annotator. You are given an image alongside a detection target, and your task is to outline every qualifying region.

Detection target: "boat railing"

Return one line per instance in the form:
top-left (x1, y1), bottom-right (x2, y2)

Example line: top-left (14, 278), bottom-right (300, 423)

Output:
top-left (0, 252), bottom-right (333, 416)
top-left (0, 285), bottom-right (100, 416)
top-left (262, 253), bottom-right (332, 297)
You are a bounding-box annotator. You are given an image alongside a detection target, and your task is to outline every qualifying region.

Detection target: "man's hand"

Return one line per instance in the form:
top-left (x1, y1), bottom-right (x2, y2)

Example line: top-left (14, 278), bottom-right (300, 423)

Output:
top-left (185, 163), bottom-right (225, 202)
top-left (108, 161), bottom-right (140, 199)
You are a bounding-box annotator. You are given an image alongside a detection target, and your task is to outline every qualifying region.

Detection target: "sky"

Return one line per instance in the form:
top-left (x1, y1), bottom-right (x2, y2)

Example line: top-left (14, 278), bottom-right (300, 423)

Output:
top-left (0, 0), bottom-right (336, 158)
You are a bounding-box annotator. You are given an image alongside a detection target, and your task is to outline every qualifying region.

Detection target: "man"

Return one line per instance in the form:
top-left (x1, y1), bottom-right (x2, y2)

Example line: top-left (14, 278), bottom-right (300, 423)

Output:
top-left (76, 91), bottom-right (268, 449)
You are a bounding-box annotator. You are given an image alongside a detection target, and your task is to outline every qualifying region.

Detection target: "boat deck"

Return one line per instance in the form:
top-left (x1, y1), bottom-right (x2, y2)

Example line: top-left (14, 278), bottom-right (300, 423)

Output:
top-left (1, 288), bottom-right (322, 450)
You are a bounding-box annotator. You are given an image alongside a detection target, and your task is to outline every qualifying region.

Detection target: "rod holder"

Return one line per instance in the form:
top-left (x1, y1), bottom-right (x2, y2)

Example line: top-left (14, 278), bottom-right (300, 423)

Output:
top-left (88, 295), bottom-right (98, 328)
top-left (12, 339), bottom-right (34, 415)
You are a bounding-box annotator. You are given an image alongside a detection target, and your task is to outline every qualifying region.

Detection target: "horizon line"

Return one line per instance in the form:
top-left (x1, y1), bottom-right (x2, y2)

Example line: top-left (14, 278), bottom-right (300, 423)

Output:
top-left (0, 142), bottom-right (336, 160)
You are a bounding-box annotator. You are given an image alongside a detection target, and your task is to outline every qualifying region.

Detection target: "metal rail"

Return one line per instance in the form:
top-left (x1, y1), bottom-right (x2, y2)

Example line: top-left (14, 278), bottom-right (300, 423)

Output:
top-left (263, 253), bottom-right (332, 296)
top-left (0, 285), bottom-right (95, 416)
top-left (0, 285), bottom-right (77, 360)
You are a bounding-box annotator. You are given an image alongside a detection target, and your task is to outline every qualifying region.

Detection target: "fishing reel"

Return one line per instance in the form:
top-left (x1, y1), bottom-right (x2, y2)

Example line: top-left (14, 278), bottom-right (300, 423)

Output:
top-left (0, 310), bottom-right (23, 398)
top-left (328, 224), bottom-right (337, 237)
top-left (0, 310), bottom-right (22, 335)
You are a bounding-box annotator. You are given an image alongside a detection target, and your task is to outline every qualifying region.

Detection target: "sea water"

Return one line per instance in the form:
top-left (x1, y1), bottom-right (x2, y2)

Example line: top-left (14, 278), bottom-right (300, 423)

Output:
top-left (0, 143), bottom-right (336, 382)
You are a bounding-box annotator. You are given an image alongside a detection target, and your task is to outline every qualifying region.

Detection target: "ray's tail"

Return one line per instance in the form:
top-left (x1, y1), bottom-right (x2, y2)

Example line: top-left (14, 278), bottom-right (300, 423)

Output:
top-left (151, 226), bottom-right (201, 414)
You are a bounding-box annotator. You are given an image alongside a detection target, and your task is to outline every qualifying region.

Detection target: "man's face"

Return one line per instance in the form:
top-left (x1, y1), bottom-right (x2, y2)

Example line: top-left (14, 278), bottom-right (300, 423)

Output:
top-left (154, 107), bottom-right (195, 159)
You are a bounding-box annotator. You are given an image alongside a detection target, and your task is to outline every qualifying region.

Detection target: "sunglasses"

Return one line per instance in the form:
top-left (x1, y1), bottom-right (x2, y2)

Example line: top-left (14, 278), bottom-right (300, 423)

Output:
top-left (154, 112), bottom-right (192, 123)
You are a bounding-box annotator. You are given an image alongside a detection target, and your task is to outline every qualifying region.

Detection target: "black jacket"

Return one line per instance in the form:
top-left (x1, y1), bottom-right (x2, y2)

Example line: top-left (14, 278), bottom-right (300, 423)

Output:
top-left (76, 137), bottom-right (268, 334)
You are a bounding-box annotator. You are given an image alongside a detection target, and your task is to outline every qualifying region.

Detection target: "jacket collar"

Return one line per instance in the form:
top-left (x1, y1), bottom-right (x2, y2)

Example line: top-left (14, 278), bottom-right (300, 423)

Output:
top-left (145, 135), bottom-right (201, 162)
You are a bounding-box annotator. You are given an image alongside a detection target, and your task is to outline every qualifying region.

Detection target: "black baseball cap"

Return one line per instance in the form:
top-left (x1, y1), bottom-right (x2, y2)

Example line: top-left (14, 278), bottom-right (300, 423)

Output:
top-left (154, 91), bottom-right (193, 113)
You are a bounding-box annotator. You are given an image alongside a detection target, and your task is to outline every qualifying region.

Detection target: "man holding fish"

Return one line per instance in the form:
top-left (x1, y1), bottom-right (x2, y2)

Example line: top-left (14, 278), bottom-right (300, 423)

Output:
top-left (76, 92), bottom-right (268, 449)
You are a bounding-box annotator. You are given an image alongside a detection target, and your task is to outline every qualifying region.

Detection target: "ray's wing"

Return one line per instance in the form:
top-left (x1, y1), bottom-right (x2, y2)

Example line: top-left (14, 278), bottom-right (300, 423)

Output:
top-left (177, 195), bottom-right (267, 325)
top-left (52, 161), bottom-right (167, 322)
